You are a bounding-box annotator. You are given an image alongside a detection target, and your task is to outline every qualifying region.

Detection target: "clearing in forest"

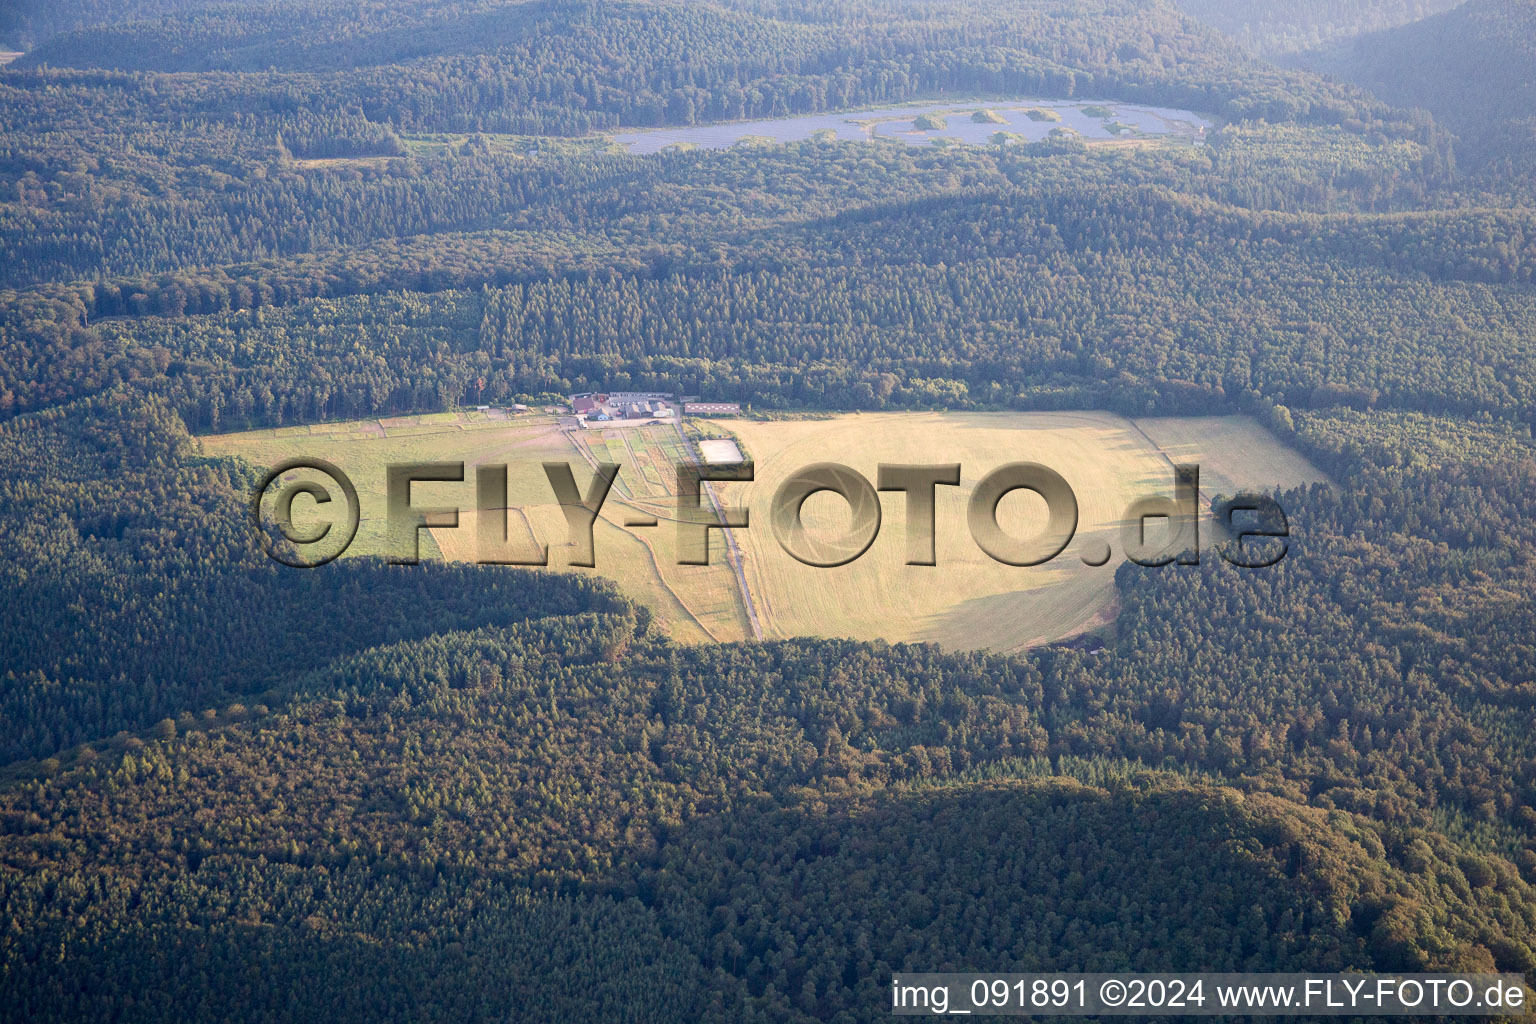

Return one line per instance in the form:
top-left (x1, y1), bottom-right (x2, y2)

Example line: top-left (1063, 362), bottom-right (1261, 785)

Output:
top-left (208, 410), bottom-right (1324, 651)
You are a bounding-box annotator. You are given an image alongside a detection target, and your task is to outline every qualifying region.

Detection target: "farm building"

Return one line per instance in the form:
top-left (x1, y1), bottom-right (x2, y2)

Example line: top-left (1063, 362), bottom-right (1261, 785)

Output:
top-left (572, 396), bottom-right (599, 414)
top-left (684, 402), bottom-right (741, 416)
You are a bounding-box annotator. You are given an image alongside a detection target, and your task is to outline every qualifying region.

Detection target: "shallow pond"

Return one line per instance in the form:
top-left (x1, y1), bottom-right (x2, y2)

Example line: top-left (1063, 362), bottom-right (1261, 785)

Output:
top-left (610, 98), bottom-right (1210, 154)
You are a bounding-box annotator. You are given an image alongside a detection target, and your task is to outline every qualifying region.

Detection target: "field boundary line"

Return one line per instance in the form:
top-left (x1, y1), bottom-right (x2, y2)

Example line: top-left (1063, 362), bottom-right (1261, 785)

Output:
top-left (1126, 417), bottom-right (1216, 509)
top-left (673, 421), bottom-right (763, 641)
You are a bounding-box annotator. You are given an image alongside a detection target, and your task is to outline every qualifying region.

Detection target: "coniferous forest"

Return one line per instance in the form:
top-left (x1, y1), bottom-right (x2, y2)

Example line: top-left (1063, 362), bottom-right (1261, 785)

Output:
top-left (2, 1), bottom-right (1536, 1020)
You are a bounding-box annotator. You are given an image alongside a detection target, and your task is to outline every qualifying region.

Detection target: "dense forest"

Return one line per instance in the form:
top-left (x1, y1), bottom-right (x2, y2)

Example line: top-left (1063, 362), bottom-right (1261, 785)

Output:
top-left (1293, 0), bottom-right (1536, 177)
top-left (1173, 0), bottom-right (1463, 56)
top-left (2, 0), bottom-right (1535, 1019)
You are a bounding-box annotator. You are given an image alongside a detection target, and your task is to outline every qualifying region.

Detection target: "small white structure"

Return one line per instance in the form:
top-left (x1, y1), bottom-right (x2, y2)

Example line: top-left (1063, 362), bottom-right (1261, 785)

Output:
top-left (698, 439), bottom-right (745, 464)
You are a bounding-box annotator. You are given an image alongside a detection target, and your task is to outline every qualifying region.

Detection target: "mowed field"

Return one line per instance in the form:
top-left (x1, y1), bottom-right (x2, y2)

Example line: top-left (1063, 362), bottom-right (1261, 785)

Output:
top-left (714, 411), bottom-right (1329, 651)
top-left (207, 410), bottom-right (1325, 652)
top-left (204, 411), bottom-right (753, 644)
top-left (1132, 416), bottom-right (1335, 497)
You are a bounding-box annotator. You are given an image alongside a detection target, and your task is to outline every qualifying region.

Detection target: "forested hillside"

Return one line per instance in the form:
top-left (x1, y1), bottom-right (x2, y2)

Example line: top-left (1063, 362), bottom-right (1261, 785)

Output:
top-left (1296, 0), bottom-right (1536, 177)
top-left (2, 0), bottom-right (1535, 1019)
top-left (3, 391), bottom-right (1536, 1021)
top-left (0, 0), bottom-right (232, 51)
top-left (1173, 0), bottom-right (1462, 56)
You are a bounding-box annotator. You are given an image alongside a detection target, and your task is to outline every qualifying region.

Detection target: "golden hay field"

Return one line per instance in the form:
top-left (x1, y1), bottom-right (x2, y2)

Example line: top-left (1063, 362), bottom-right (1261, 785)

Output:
top-left (713, 411), bottom-right (1319, 652)
top-left (1131, 416), bottom-right (1334, 497)
top-left (207, 409), bottom-right (1325, 652)
top-left (205, 412), bottom-right (752, 644)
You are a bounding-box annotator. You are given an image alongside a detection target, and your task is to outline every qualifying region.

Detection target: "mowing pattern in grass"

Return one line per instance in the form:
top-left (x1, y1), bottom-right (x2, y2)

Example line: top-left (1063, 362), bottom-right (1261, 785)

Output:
top-left (206, 413), bottom-right (750, 644)
top-left (719, 411), bottom-right (1169, 651)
